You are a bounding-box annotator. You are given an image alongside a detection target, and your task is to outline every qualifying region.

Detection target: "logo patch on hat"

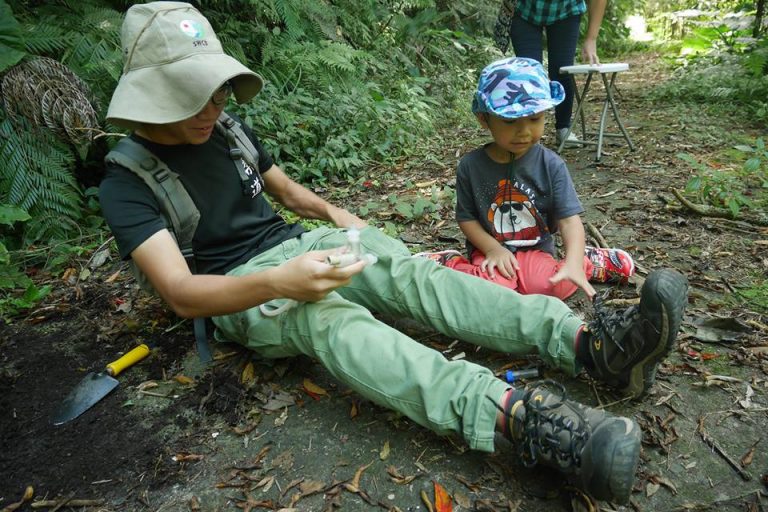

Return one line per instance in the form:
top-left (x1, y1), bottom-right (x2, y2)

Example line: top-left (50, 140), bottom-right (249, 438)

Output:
top-left (179, 20), bottom-right (204, 38)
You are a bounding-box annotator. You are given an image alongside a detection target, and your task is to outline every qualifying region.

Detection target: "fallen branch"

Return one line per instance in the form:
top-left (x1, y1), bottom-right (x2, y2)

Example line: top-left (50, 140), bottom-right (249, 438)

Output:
top-left (671, 189), bottom-right (768, 226)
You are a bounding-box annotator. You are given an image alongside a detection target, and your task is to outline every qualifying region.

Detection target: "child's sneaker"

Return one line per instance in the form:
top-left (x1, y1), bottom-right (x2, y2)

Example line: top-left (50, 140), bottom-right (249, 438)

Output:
top-left (586, 246), bottom-right (635, 284)
top-left (413, 249), bottom-right (462, 266)
top-left (503, 381), bottom-right (641, 503)
top-left (583, 268), bottom-right (688, 398)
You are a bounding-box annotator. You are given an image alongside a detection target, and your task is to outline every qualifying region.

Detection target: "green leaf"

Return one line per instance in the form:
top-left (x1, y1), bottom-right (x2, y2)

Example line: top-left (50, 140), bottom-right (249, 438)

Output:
top-left (0, 204), bottom-right (31, 227)
top-left (0, 0), bottom-right (26, 72)
top-left (22, 283), bottom-right (51, 303)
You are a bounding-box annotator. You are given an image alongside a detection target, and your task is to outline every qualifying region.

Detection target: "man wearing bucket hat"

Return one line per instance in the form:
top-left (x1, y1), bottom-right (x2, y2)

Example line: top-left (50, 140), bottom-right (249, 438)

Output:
top-left (100, 3), bottom-right (689, 503)
top-left (416, 57), bottom-right (636, 300)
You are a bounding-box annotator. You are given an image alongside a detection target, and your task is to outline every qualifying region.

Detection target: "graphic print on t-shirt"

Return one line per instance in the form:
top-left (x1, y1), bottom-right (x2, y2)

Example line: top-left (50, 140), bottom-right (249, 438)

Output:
top-left (487, 179), bottom-right (549, 247)
top-left (242, 160), bottom-right (265, 198)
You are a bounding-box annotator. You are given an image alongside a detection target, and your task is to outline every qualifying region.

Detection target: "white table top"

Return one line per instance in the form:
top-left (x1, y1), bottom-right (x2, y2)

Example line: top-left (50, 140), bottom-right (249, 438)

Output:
top-left (559, 63), bottom-right (629, 74)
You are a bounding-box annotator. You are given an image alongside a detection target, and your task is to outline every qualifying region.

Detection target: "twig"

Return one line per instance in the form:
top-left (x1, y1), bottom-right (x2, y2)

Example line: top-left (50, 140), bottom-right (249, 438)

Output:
top-left (48, 492), bottom-right (75, 512)
top-left (602, 297), bottom-right (640, 307)
top-left (697, 416), bottom-right (753, 481)
top-left (661, 488), bottom-right (766, 511)
top-left (585, 222), bottom-right (609, 249)
top-left (30, 499), bottom-right (104, 509)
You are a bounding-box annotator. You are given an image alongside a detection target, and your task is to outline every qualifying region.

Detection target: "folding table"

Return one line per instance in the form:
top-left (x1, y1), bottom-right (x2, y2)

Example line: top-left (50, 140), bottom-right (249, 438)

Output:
top-left (556, 63), bottom-right (635, 161)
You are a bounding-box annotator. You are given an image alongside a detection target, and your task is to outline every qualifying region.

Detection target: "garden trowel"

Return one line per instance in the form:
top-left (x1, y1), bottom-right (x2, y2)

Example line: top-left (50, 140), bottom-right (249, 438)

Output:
top-left (52, 343), bottom-right (151, 425)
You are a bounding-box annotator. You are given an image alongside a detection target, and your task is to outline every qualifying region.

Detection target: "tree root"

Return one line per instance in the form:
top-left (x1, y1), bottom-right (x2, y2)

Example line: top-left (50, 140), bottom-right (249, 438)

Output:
top-left (671, 189), bottom-right (768, 226)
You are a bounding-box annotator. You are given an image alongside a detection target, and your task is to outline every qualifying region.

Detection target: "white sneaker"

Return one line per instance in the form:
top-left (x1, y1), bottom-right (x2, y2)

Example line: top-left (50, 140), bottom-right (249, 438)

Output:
top-left (556, 128), bottom-right (582, 145)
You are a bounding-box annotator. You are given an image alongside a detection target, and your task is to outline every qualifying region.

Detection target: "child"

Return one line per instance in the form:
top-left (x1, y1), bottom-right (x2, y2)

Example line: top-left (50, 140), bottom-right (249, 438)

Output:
top-left (417, 57), bottom-right (634, 300)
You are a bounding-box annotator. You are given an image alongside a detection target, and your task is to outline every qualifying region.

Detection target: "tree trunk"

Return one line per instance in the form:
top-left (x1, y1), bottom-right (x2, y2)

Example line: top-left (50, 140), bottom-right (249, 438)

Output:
top-left (755, 0), bottom-right (766, 38)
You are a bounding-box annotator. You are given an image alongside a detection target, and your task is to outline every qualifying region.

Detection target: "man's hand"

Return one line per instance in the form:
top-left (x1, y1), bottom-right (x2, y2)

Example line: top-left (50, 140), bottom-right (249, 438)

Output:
top-left (272, 249), bottom-right (367, 302)
top-left (329, 206), bottom-right (367, 230)
top-left (480, 246), bottom-right (520, 279)
top-left (550, 262), bottom-right (596, 298)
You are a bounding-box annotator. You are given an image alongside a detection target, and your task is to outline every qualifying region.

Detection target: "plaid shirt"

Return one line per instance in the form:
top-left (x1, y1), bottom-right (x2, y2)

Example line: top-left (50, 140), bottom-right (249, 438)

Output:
top-left (516, 0), bottom-right (586, 26)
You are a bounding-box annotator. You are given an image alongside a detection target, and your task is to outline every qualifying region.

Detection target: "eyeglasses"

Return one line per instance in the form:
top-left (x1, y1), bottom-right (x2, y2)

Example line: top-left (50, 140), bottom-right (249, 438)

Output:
top-left (211, 82), bottom-right (233, 106)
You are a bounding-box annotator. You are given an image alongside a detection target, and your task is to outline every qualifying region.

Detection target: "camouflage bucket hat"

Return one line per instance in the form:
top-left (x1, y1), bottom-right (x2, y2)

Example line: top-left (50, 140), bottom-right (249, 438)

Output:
top-left (107, 1), bottom-right (263, 129)
top-left (472, 57), bottom-right (564, 119)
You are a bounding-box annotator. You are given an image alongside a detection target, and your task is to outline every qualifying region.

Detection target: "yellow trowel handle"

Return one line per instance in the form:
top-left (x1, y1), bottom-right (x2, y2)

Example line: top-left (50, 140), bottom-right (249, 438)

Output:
top-left (106, 344), bottom-right (151, 377)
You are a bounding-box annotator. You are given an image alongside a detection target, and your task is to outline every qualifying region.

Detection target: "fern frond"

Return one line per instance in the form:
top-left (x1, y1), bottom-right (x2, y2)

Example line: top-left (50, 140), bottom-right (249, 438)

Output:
top-left (0, 118), bottom-right (82, 243)
top-left (316, 41), bottom-right (361, 74)
top-left (20, 21), bottom-right (71, 55)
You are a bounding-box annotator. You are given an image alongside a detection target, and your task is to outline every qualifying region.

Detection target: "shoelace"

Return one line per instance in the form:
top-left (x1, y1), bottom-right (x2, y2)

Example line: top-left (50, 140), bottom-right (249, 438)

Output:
top-left (589, 295), bottom-right (640, 354)
top-left (516, 381), bottom-right (590, 469)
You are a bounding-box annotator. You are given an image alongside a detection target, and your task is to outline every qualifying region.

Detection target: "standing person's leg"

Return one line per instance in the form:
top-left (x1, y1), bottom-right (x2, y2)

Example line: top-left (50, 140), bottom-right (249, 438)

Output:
top-left (508, 16), bottom-right (544, 61)
top-left (545, 14), bottom-right (581, 131)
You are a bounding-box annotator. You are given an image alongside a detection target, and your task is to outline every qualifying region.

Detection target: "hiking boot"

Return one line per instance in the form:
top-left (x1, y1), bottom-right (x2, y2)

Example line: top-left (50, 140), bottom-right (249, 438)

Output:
top-left (584, 268), bottom-right (688, 398)
top-left (585, 246), bottom-right (635, 284)
top-left (504, 380), bottom-right (641, 503)
top-left (413, 249), bottom-right (463, 266)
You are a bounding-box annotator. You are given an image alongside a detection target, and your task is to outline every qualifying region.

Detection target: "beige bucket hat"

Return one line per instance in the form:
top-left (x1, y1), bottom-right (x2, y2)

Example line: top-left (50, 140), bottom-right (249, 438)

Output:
top-left (107, 1), bottom-right (263, 129)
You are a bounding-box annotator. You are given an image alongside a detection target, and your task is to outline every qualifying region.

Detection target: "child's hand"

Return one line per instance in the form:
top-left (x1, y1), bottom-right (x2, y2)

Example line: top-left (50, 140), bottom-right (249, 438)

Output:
top-left (550, 263), bottom-right (596, 298)
top-left (481, 247), bottom-right (520, 279)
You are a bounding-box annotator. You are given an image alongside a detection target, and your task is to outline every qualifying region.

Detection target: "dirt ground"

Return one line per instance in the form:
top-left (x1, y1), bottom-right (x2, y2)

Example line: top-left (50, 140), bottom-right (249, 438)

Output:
top-left (2, 53), bottom-right (767, 512)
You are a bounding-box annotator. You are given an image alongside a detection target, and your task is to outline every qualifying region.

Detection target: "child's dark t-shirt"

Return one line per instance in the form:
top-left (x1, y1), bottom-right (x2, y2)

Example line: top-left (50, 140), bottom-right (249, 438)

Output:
top-left (99, 116), bottom-right (304, 275)
top-left (455, 143), bottom-right (583, 256)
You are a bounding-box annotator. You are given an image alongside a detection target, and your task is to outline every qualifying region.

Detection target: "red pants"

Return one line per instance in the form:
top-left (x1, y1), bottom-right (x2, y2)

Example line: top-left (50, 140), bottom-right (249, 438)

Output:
top-left (444, 249), bottom-right (594, 300)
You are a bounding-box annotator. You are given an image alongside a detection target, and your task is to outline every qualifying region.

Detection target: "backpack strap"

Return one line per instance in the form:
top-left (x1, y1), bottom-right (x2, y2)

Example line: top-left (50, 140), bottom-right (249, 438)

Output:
top-left (106, 138), bottom-right (201, 261)
top-left (105, 138), bottom-right (212, 364)
top-left (215, 112), bottom-right (264, 197)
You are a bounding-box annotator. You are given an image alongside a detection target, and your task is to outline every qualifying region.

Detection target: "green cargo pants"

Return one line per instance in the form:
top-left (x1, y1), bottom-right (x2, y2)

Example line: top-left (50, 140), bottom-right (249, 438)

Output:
top-left (213, 226), bottom-right (584, 452)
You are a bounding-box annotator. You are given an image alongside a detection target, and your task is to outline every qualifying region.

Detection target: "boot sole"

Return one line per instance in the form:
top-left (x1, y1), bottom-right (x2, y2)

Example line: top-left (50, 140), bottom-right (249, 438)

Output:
top-left (584, 417), bottom-right (642, 503)
top-left (624, 269), bottom-right (688, 398)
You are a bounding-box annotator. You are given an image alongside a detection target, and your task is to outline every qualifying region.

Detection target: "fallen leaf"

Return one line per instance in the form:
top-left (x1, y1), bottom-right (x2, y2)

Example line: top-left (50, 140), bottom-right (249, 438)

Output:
top-left (262, 391), bottom-right (295, 411)
top-left (173, 453), bottom-right (204, 462)
top-left (387, 465), bottom-right (419, 485)
top-left (174, 375), bottom-right (195, 385)
top-left (281, 478), bottom-right (304, 497)
top-left (646, 482), bottom-right (660, 497)
top-left (421, 489), bottom-right (434, 512)
top-left (650, 475), bottom-right (678, 495)
top-left (298, 480), bottom-right (324, 498)
top-left (256, 475), bottom-right (275, 493)
top-left (741, 439), bottom-right (760, 467)
top-left (380, 440), bottom-right (390, 461)
top-left (434, 481), bottom-right (452, 512)
top-left (241, 362), bottom-right (256, 386)
top-left (105, 270), bottom-right (121, 283)
top-left (454, 491), bottom-right (470, 509)
top-left (349, 400), bottom-right (358, 419)
top-left (274, 407), bottom-right (288, 426)
top-left (137, 381), bottom-right (158, 391)
top-left (347, 461), bottom-right (374, 492)
top-left (302, 378), bottom-right (327, 397)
